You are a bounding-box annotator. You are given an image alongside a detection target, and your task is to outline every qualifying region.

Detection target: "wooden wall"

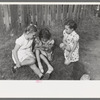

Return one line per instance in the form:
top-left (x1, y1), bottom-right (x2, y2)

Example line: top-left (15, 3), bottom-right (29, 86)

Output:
top-left (0, 5), bottom-right (99, 31)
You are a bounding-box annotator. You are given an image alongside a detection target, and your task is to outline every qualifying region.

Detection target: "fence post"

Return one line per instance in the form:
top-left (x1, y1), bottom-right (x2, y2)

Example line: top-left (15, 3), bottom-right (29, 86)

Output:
top-left (2, 5), bottom-right (10, 31)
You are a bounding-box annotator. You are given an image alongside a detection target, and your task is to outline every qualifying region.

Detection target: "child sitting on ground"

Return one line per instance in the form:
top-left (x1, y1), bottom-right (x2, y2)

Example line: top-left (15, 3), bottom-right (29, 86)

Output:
top-left (12, 23), bottom-right (43, 79)
top-left (33, 28), bottom-right (54, 79)
top-left (60, 19), bottom-right (79, 65)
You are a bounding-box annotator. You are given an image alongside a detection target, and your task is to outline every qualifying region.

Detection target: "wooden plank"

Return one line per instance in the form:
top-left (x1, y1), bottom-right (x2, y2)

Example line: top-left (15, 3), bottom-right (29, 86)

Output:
top-left (8, 5), bottom-right (11, 25)
top-left (31, 5), bottom-right (36, 25)
top-left (21, 5), bottom-right (25, 27)
top-left (79, 5), bottom-right (84, 20)
top-left (35, 5), bottom-right (38, 25)
top-left (91, 5), bottom-right (96, 16)
top-left (61, 5), bottom-right (63, 22)
top-left (57, 5), bottom-right (62, 23)
top-left (27, 5), bottom-right (31, 25)
top-left (73, 5), bottom-right (78, 20)
top-left (75, 5), bottom-right (81, 22)
top-left (67, 5), bottom-right (74, 19)
top-left (3, 5), bottom-right (10, 31)
top-left (49, 5), bottom-right (52, 26)
top-left (17, 5), bottom-right (22, 28)
top-left (10, 5), bottom-right (18, 29)
top-left (42, 5), bottom-right (45, 26)
top-left (37, 5), bottom-right (42, 26)
top-left (63, 5), bottom-right (69, 21)
top-left (23, 5), bottom-right (28, 26)
top-left (0, 5), bottom-right (5, 32)
top-left (44, 5), bottom-right (48, 26)
top-left (47, 5), bottom-right (49, 26)
top-left (51, 5), bottom-right (55, 26)
top-left (78, 5), bottom-right (82, 20)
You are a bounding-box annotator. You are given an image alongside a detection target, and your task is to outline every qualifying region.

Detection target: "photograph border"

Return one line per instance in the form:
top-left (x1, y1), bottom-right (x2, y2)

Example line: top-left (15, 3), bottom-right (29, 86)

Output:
top-left (0, 1), bottom-right (100, 98)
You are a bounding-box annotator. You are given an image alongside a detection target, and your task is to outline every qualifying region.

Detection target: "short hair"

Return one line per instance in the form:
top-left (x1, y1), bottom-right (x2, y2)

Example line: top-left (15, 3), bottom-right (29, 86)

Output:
top-left (25, 23), bottom-right (37, 33)
top-left (39, 28), bottom-right (51, 40)
top-left (64, 19), bottom-right (77, 30)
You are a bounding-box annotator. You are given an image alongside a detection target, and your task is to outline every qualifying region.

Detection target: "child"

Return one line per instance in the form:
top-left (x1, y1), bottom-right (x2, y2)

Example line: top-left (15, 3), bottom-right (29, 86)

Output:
top-left (12, 23), bottom-right (43, 79)
top-left (34, 28), bottom-right (54, 79)
top-left (60, 19), bottom-right (79, 65)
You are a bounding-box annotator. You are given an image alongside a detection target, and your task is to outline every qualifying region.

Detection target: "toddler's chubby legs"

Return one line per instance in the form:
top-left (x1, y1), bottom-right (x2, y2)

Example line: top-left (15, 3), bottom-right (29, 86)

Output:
top-left (40, 54), bottom-right (53, 74)
top-left (64, 50), bottom-right (71, 65)
top-left (21, 57), bottom-right (43, 79)
top-left (35, 49), bottom-right (44, 73)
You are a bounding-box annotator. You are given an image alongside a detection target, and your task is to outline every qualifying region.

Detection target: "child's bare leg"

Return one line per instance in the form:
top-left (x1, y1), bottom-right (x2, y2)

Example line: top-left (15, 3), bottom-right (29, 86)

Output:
top-left (64, 50), bottom-right (71, 65)
top-left (13, 57), bottom-right (35, 69)
top-left (30, 64), bottom-right (43, 79)
top-left (35, 49), bottom-right (44, 73)
top-left (40, 54), bottom-right (53, 74)
top-left (21, 57), bottom-right (35, 66)
top-left (21, 57), bottom-right (43, 79)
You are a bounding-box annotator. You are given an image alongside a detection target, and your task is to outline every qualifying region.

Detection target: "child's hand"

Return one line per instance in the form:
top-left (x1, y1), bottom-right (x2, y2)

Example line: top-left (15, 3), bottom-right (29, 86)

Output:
top-left (16, 62), bottom-right (21, 68)
top-left (59, 43), bottom-right (65, 50)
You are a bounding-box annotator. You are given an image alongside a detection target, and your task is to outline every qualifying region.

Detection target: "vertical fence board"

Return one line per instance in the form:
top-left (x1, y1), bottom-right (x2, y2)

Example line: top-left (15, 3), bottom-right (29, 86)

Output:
top-left (3, 5), bottom-right (10, 31)
top-left (37, 5), bottom-right (42, 26)
top-left (10, 5), bottom-right (18, 30)
top-left (57, 5), bottom-right (62, 23)
top-left (73, 5), bottom-right (78, 20)
top-left (63, 5), bottom-right (69, 21)
top-left (32, 5), bottom-right (36, 25)
top-left (23, 5), bottom-right (28, 26)
top-left (44, 5), bottom-right (48, 25)
top-left (50, 5), bottom-right (55, 26)
top-left (67, 5), bottom-right (74, 19)
top-left (0, 5), bottom-right (5, 32)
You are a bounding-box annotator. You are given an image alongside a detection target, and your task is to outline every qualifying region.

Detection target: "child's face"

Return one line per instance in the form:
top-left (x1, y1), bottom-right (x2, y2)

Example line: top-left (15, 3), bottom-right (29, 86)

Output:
top-left (65, 25), bottom-right (73, 34)
top-left (27, 32), bottom-right (36, 39)
top-left (41, 38), bottom-right (48, 43)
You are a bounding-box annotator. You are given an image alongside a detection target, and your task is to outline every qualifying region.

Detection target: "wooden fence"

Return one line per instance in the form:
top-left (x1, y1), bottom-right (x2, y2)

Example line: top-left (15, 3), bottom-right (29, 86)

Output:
top-left (0, 5), bottom-right (99, 31)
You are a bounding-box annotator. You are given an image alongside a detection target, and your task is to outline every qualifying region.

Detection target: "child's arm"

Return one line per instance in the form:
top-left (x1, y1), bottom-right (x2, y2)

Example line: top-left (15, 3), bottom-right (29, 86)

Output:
top-left (46, 40), bottom-right (55, 50)
top-left (12, 44), bottom-right (21, 67)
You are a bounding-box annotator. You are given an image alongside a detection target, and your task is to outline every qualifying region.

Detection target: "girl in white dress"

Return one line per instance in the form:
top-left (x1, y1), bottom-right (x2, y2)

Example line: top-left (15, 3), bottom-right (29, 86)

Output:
top-left (12, 23), bottom-right (43, 79)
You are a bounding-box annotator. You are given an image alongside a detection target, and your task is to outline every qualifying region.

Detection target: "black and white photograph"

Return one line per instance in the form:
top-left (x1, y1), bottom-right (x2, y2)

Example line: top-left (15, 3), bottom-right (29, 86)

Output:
top-left (0, 3), bottom-right (100, 80)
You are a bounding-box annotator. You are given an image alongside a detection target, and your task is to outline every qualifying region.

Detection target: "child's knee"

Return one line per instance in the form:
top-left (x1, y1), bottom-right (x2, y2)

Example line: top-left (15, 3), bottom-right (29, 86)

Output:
top-left (30, 58), bottom-right (36, 64)
top-left (40, 54), bottom-right (44, 58)
top-left (30, 64), bottom-right (38, 71)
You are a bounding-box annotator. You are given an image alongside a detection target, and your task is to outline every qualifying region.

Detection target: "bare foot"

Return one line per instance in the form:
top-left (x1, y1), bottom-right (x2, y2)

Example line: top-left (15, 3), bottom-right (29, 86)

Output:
top-left (64, 60), bottom-right (71, 65)
top-left (46, 65), bottom-right (54, 74)
top-left (38, 63), bottom-right (44, 73)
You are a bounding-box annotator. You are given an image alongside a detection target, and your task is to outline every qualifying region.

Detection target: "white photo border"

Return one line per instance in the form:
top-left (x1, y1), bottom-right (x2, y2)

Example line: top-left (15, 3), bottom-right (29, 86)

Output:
top-left (0, 2), bottom-right (100, 98)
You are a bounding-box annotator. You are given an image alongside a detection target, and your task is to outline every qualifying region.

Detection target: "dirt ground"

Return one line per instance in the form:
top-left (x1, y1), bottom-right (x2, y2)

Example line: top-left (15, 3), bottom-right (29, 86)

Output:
top-left (81, 35), bottom-right (100, 80)
top-left (0, 15), bottom-right (100, 80)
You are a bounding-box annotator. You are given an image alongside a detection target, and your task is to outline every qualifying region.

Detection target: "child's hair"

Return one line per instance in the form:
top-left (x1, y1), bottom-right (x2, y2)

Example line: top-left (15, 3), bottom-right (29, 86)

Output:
top-left (64, 19), bottom-right (77, 30)
top-left (25, 23), bottom-right (37, 34)
top-left (39, 28), bottom-right (51, 40)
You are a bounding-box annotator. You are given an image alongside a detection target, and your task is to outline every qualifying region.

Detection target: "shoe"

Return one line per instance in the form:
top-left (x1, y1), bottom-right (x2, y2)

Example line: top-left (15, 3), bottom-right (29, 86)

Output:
top-left (11, 67), bottom-right (17, 73)
top-left (40, 75), bottom-right (44, 80)
top-left (42, 73), bottom-right (50, 80)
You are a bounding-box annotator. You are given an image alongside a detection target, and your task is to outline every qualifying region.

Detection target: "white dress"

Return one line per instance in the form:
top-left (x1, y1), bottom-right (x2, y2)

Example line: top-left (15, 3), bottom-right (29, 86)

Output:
top-left (12, 34), bottom-right (35, 64)
top-left (63, 30), bottom-right (79, 62)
